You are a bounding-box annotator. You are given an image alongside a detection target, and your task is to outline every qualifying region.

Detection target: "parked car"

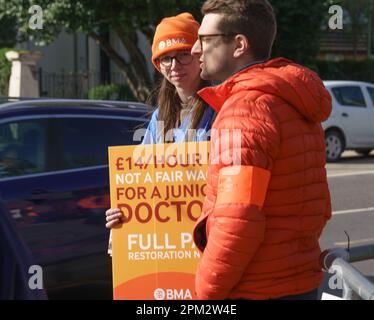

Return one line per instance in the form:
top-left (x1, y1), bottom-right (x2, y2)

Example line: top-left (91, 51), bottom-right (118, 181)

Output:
top-left (323, 81), bottom-right (374, 162)
top-left (0, 99), bottom-right (150, 298)
top-left (0, 201), bottom-right (48, 299)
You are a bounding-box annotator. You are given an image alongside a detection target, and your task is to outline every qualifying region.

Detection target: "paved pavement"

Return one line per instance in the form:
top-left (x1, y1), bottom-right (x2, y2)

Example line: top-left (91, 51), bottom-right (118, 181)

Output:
top-left (319, 151), bottom-right (374, 299)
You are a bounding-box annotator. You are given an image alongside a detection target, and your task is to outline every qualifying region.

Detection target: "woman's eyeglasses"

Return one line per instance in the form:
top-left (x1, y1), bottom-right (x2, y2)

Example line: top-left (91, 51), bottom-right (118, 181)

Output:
top-left (159, 51), bottom-right (193, 68)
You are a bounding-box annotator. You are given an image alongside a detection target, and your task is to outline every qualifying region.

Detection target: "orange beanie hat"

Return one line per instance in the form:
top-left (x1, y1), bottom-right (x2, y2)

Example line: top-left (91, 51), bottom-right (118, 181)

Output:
top-left (151, 13), bottom-right (200, 71)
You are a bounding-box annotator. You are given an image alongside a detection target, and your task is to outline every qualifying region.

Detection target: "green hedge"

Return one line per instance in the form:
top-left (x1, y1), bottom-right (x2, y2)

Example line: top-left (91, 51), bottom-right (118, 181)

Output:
top-left (315, 59), bottom-right (374, 84)
top-left (0, 48), bottom-right (13, 96)
top-left (88, 83), bottom-right (135, 101)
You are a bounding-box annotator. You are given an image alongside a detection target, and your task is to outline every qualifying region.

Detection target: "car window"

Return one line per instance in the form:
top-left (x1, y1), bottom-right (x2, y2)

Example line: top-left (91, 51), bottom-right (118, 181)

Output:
top-left (0, 119), bottom-right (48, 178)
top-left (366, 87), bottom-right (374, 106)
top-left (331, 86), bottom-right (366, 107)
top-left (57, 117), bottom-right (145, 170)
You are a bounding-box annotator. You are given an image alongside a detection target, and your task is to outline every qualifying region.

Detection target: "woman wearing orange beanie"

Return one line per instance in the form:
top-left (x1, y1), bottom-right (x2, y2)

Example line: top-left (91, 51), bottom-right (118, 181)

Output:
top-left (143, 12), bottom-right (215, 144)
top-left (105, 13), bottom-right (215, 231)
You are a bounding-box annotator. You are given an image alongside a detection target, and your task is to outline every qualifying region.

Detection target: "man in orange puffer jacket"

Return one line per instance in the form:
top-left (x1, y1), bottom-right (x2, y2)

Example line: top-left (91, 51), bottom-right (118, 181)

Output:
top-left (191, 0), bottom-right (332, 300)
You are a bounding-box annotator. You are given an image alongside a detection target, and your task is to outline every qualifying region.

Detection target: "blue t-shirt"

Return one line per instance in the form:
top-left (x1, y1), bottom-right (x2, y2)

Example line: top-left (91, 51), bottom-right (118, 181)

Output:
top-left (142, 106), bottom-right (215, 144)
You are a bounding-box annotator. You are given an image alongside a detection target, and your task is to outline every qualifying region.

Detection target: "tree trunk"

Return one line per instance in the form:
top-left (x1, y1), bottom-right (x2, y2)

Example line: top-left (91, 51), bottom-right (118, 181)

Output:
top-left (352, 28), bottom-right (358, 59)
top-left (89, 32), bottom-right (151, 102)
top-left (115, 26), bottom-right (152, 87)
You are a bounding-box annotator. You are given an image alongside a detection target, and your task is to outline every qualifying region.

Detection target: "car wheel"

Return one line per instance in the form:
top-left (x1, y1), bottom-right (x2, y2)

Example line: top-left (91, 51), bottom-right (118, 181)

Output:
top-left (325, 130), bottom-right (344, 162)
top-left (355, 149), bottom-right (372, 156)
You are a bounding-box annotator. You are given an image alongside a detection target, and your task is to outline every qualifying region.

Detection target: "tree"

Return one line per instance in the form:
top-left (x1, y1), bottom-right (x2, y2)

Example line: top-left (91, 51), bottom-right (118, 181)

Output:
top-left (0, 12), bottom-right (17, 48)
top-left (0, 13), bottom-right (17, 96)
top-left (337, 0), bottom-right (372, 58)
top-left (271, 0), bottom-right (330, 65)
top-left (0, 0), bottom-right (332, 100)
top-left (0, 0), bottom-right (204, 102)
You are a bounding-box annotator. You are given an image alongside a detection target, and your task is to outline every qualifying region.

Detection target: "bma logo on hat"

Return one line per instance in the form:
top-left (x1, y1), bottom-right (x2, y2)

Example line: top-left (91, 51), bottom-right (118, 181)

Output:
top-left (158, 41), bottom-right (166, 50)
top-left (159, 38), bottom-right (187, 51)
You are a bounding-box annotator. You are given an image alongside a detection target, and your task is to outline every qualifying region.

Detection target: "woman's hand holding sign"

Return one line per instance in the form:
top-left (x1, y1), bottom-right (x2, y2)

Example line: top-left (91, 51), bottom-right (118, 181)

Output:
top-left (105, 208), bottom-right (124, 229)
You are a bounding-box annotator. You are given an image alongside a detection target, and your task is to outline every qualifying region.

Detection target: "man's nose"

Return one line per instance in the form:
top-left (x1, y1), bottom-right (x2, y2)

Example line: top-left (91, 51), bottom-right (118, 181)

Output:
top-left (191, 39), bottom-right (202, 56)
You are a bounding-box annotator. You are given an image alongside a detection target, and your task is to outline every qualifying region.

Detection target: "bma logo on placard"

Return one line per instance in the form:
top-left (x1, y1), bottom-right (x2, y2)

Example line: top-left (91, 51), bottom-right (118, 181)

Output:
top-left (154, 288), bottom-right (192, 300)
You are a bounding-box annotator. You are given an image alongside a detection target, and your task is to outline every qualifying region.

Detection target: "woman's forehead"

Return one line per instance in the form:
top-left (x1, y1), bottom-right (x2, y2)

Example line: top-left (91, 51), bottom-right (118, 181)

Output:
top-left (159, 49), bottom-right (190, 58)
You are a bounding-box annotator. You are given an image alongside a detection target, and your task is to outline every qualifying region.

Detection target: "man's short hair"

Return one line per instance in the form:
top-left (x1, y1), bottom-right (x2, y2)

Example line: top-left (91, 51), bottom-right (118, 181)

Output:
top-left (202, 0), bottom-right (277, 60)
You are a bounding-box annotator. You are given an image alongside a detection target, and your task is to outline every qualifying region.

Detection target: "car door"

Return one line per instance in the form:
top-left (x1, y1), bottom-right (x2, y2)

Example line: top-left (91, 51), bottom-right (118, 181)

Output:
top-left (363, 86), bottom-right (374, 145)
top-left (330, 85), bottom-right (373, 146)
top-left (41, 114), bottom-right (146, 287)
top-left (48, 115), bottom-right (146, 255)
top-left (0, 112), bottom-right (147, 290)
top-left (0, 116), bottom-right (60, 264)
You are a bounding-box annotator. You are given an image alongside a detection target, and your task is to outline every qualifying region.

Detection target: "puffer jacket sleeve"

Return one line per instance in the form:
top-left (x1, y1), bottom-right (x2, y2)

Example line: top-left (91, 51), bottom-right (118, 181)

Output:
top-left (195, 96), bottom-right (280, 299)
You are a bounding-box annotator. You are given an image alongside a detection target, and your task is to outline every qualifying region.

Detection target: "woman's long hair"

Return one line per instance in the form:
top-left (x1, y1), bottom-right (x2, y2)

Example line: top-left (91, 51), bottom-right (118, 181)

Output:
top-left (147, 77), bottom-right (210, 142)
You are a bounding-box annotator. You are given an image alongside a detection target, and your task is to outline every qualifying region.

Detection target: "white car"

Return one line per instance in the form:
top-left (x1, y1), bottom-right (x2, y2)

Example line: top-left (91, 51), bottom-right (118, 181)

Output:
top-left (322, 81), bottom-right (374, 162)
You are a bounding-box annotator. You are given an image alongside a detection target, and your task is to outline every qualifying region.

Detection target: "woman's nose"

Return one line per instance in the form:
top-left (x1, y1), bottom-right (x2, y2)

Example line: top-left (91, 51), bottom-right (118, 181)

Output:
top-left (170, 57), bottom-right (181, 70)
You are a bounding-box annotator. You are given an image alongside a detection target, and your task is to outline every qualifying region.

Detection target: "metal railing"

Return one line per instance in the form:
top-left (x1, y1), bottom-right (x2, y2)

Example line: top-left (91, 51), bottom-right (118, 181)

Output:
top-left (38, 70), bottom-right (129, 99)
top-left (321, 244), bottom-right (374, 300)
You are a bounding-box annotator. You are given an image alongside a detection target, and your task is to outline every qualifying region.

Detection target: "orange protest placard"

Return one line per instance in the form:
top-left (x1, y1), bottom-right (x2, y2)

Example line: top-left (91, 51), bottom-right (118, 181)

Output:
top-left (108, 141), bottom-right (209, 300)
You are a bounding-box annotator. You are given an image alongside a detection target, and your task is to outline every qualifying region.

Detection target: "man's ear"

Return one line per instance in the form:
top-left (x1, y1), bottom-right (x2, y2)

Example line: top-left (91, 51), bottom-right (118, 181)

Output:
top-left (233, 34), bottom-right (249, 58)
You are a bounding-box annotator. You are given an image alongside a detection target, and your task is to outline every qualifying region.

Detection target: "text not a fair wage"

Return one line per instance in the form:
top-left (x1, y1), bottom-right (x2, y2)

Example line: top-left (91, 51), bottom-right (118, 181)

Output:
top-left (115, 169), bottom-right (207, 185)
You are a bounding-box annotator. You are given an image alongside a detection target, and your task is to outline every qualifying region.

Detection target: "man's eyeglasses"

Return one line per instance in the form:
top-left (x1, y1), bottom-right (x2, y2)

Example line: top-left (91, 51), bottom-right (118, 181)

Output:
top-left (198, 33), bottom-right (237, 47)
top-left (159, 51), bottom-right (193, 68)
